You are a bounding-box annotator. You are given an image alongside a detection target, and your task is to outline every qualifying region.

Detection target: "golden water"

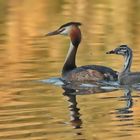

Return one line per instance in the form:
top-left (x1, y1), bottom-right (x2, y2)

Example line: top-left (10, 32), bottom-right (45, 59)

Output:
top-left (0, 0), bottom-right (140, 140)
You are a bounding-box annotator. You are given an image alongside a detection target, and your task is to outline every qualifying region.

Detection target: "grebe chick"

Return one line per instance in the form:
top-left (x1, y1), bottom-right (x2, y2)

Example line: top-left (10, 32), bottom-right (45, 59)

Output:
top-left (106, 45), bottom-right (140, 85)
top-left (46, 22), bottom-right (118, 83)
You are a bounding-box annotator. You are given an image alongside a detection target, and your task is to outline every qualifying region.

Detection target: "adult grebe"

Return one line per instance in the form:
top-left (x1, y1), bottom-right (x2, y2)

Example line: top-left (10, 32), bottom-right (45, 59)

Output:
top-left (46, 22), bottom-right (118, 82)
top-left (106, 45), bottom-right (140, 85)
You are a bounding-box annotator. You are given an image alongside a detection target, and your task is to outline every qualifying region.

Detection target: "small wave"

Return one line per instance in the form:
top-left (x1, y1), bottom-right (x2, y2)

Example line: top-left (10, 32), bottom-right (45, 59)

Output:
top-left (39, 77), bottom-right (64, 86)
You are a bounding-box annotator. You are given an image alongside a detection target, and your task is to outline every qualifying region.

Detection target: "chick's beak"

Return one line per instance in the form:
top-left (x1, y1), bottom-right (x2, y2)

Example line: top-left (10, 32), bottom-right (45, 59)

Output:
top-left (106, 50), bottom-right (115, 54)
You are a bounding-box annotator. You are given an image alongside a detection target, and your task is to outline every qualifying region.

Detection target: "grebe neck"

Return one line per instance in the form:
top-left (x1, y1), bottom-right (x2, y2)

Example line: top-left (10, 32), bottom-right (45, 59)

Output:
top-left (121, 51), bottom-right (132, 73)
top-left (62, 42), bottom-right (78, 74)
top-left (62, 26), bottom-right (81, 75)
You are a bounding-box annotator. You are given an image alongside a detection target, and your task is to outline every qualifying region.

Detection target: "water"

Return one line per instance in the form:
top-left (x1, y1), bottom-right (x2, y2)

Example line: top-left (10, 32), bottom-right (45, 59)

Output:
top-left (0, 0), bottom-right (140, 140)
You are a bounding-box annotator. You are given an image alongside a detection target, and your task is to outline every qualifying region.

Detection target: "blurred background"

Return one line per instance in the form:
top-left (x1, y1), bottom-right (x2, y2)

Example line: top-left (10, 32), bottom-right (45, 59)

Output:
top-left (0, 0), bottom-right (140, 140)
top-left (0, 0), bottom-right (140, 83)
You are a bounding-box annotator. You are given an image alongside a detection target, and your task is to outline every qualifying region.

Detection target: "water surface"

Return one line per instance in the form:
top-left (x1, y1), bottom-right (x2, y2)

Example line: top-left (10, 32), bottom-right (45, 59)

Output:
top-left (0, 0), bottom-right (140, 140)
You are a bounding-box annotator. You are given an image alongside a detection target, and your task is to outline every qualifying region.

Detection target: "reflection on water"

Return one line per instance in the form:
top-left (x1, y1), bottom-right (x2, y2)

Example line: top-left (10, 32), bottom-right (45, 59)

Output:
top-left (113, 89), bottom-right (134, 138)
top-left (0, 0), bottom-right (140, 140)
top-left (63, 86), bottom-right (140, 140)
top-left (63, 90), bottom-right (82, 129)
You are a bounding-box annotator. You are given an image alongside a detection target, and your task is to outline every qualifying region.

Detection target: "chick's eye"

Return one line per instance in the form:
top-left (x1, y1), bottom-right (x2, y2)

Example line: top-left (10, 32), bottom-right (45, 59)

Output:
top-left (119, 48), bottom-right (123, 51)
top-left (120, 48), bottom-right (126, 52)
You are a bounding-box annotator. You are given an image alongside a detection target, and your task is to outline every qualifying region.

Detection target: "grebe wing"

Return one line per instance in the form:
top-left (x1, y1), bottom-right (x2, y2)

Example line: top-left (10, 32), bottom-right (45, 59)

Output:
top-left (62, 65), bottom-right (118, 82)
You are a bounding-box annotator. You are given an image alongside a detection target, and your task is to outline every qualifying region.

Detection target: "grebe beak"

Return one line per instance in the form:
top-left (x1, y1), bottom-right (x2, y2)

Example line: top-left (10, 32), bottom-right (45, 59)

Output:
top-left (106, 50), bottom-right (115, 54)
top-left (45, 29), bottom-right (60, 36)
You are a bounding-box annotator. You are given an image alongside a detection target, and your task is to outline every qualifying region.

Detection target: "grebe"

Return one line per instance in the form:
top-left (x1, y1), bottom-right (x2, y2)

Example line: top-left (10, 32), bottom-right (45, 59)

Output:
top-left (46, 22), bottom-right (118, 83)
top-left (106, 45), bottom-right (140, 85)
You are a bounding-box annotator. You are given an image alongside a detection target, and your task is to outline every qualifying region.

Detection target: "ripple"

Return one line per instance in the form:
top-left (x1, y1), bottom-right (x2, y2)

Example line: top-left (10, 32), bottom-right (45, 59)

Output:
top-left (39, 77), bottom-right (64, 86)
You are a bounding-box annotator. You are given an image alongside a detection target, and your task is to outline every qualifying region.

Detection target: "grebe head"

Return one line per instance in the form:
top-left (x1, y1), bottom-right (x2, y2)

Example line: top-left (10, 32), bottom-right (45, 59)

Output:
top-left (106, 45), bottom-right (132, 56)
top-left (46, 22), bottom-right (82, 36)
top-left (46, 22), bottom-right (82, 47)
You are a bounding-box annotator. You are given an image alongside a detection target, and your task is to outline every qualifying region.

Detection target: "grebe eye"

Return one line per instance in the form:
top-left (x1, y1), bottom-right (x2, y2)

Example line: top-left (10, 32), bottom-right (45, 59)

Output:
top-left (119, 47), bottom-right (127, 52)
top-left (59, 28), bottom-right (65, 33)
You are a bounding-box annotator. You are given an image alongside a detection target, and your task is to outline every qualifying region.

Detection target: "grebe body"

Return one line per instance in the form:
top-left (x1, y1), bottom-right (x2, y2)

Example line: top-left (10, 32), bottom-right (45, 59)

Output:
top-left (46, 22), bottom-right (118, 83)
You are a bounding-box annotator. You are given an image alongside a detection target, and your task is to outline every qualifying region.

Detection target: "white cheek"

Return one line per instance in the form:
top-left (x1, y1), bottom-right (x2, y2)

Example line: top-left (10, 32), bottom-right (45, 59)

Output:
top-left (118, 52), bottom-right (123, 55)
top-left (119, 52), bottom-right (125, 55)
top-left (60, 27), bottom-right (71, 35)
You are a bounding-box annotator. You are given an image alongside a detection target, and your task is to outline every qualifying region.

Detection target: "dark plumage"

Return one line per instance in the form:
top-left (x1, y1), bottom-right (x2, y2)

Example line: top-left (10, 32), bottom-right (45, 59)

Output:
top-left (62, 65), bottom-right (118, 82)
top-left (59, 22), bottom-right (82, 29)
